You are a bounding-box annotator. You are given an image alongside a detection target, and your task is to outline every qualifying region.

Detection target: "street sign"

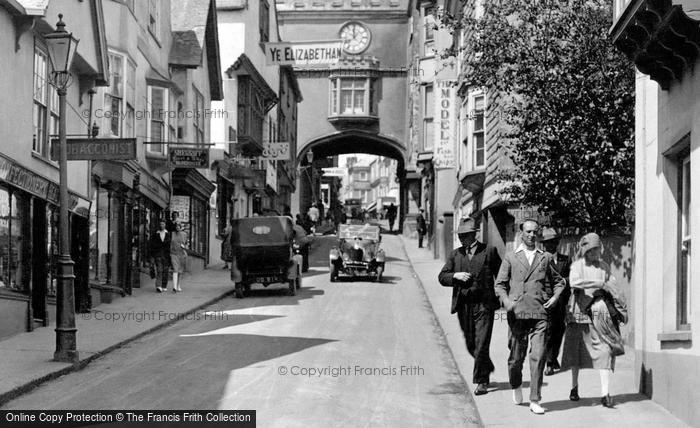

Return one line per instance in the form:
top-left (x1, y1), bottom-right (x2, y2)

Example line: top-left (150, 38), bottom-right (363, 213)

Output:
top-left (169, 147), bottom-right (209, 168)
top-left (321, 167), bottom-right (346, 177)
top-left (265, 40), bottom-right (343, 66)
top-left (50, 138), bottom-right (136, 161)
top-left (261, 142), bottom-right (290, 160)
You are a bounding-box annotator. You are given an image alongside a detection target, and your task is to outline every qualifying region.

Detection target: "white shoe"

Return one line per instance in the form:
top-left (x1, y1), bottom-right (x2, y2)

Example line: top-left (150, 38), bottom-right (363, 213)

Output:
top-left (529, 401), bottom-right (545, 414)
top-left (512, 387), bottom-right (523, 404)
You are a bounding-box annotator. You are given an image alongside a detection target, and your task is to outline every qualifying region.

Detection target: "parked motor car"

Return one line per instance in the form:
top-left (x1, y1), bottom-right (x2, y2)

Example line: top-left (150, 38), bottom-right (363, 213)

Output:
top-left (229, 216), bottom-right (302, 298)
top-left (329, 224), bottom-right (385, 282)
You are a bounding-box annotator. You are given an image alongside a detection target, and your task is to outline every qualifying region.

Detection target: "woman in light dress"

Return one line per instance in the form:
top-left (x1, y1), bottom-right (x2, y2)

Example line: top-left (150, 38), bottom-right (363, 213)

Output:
top-left (170, 222), bottom-right (188, 292)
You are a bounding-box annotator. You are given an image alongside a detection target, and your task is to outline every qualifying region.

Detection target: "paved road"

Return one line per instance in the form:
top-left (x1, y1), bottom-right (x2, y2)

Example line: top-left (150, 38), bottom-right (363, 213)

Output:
top-left (3, 234), bottom-right (480, 427)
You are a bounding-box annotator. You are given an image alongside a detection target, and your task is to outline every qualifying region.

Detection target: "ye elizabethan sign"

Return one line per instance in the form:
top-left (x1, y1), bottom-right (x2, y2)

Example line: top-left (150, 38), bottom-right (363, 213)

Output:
top-left (265, 41), bottom-right (343, 66)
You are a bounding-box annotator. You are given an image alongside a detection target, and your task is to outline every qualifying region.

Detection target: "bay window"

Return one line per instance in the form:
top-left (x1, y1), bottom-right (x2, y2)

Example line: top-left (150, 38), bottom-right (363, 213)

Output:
top-left (147, 85), bottom-right (169, 155)
top-left (329, 76), bottom-right (377, 117)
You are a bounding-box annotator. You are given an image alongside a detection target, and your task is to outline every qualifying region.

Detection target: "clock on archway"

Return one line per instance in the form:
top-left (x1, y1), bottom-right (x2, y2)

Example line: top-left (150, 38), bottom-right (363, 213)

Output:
top-left (339, 21), bottom-right (371, 54)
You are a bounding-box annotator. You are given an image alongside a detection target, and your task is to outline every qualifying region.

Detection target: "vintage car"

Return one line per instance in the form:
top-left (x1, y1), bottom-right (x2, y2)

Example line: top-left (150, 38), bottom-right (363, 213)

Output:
top-left (329, 224), bottom-right (385, 282)
top-left (229, 216), bottom-right (303, 298)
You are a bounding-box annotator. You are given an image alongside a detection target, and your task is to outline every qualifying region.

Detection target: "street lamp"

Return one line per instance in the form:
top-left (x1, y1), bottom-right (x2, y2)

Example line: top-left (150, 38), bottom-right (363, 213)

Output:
top-left (46, 14), bottom-right (80, 363)
top-left (305, 150), bottom-right (315, 203)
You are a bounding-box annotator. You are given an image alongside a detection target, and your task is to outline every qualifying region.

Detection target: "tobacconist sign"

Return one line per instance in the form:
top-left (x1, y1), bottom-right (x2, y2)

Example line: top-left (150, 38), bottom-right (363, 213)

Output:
top-left (50, 138), bottom-right (136, 161)
top-left (169, 147), bottom-right (209, 168)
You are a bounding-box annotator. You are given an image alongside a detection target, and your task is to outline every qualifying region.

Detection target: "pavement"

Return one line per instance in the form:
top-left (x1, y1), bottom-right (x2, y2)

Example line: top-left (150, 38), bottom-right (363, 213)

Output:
top-left (0, 269), bottom-right (234, 407)
top-left (399, 234), bottom-right (690, 427)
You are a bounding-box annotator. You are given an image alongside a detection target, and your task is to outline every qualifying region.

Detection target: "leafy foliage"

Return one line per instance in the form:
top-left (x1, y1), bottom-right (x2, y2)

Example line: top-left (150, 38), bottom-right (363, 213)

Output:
top-left (440, 0), bottom-right (635, 229)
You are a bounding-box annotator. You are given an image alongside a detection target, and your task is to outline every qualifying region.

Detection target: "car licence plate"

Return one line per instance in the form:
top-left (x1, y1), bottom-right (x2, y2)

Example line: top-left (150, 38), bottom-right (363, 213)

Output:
top-left (256, 276), bottom-right (277, 283)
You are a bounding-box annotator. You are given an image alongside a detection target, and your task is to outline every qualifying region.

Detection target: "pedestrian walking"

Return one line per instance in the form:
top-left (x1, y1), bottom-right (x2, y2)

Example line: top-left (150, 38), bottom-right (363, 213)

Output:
top-left (386, 203), bottom-right (397, 232)
top-left (540, 227), bottom-right (572, 376)
top-left (308, 204), bottom-right (320, 230)
top-left (439, 218), bottom-right (502, 396)
top-left (494, 219), bottom-right (566, 415)
top-left (169, 222), bottom-right (188, 293)
top-left (561, 232), bottom-right (627, 408)
top-left (416, 209), bottom-right (427, 248)
top-left (149, 220), bottom-right (171, 293)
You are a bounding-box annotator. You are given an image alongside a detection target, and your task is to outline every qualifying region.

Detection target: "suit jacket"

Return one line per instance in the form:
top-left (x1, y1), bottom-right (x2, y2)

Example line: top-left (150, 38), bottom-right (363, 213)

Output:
top-left (494, 249), bottom-right (566, 320)
top-left (416, 214), bottom-right (427, 234)
top-left (149, 230), bottom-right (171, 260)
top-left (438, 242), bottom-right (502, 314)
top-left (552, 252), bottom-right (572, 305)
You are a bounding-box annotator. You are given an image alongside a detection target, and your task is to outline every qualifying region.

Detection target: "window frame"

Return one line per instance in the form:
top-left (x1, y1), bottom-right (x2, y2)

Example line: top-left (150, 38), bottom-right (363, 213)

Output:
top-left (32, 46), bottom-right (59, 160)
top-left (260, 0), bottom-right (270, 44)
top-left (193, 86), bottom-right (205, 145)
top-left (148, 0), bottom-right (161, 42)
top-left (677, 151), bottom-right (691, 330)
top-left (423, 83), bottom-right (434, 151)
top-left (328, 76), bottom-right (375, 117)
top-left (471, 93), bottom-right (485, 169)
top-left (146, 85), bottom-right (169, 155)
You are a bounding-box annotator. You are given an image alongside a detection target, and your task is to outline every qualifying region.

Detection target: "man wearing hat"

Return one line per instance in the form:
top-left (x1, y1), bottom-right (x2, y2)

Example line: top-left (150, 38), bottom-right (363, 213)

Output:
top-left (439, 217), bottom-right (502, 396)
top-left (540, 227), bottom-right (572, 376)
top-left (494, 219), bottom-right (566, 414)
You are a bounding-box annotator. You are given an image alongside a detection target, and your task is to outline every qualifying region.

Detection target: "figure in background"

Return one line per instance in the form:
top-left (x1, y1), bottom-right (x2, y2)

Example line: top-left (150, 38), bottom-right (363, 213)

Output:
top-left (169, 222), bottom-right (188, 293)
top-left (149, 220), bottom-right (170, 293)
top-left (386, 203), bottom-right (397, 232)
top-left (416, 209), bottom-right (427, 248)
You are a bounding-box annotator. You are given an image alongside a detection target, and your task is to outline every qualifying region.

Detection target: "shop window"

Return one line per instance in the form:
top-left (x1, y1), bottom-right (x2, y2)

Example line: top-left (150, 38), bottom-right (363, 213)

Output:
top-left (328, 77), bottom-right (376, 117)
top-left (423, 84), bottom-right (434, 151)
top-left (0, 189), bottom-right (26, 293)
top-left (46, 205), bottom-right (58, 297)
top-left (678, 152), bottom-right (691, 329)
top-left (89, 185), bottom-right (120, 284)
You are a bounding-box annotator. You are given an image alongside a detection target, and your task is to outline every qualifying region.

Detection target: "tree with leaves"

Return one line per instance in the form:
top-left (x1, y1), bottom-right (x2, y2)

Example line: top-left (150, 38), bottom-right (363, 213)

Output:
top-left (440, 0), bottom-right (634, 229)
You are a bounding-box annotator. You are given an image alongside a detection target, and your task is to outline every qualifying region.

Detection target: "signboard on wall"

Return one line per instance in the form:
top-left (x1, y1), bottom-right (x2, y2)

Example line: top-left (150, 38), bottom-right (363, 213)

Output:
top-left (169, 148), bottom-right (209, 168)
top-left (261, 142), bottom-right (290, 160)
top-left (265, 41), bottom-right (343, 66)
top-left (433, 80), bottom-right (457, 169)
top-left (50, 138), bottom-right (137, 161)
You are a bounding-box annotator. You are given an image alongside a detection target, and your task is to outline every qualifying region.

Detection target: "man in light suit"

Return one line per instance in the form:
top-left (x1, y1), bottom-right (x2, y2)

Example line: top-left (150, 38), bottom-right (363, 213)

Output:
top-left (439, 218), bottom-right (502, 396)
top-left (494, 219), bottom-right (566, 414)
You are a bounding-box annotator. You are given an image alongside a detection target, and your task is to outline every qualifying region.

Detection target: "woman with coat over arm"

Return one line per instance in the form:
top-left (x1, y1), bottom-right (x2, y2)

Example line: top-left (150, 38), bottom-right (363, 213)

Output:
top-left (561, 233), bottom-right (627, 408)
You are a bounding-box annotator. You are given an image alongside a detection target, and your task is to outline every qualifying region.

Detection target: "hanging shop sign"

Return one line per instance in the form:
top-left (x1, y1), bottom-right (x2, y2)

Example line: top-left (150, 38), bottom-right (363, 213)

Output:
top-left (261, 142), bottom-right (290, 160)
top-left (50, 138), bottom-right (137, 161)
top-left (433, 80), bottom-right (457, 169)
top-left (265, 40), bottom-right (343, 66)
top-left (321, 167), bottom-right (346, 177)
top-left (169, 147), bottom-right (210, 168)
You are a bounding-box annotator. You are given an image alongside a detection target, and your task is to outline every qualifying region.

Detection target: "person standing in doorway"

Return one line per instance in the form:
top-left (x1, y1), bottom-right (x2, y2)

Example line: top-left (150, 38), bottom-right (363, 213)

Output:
top-left (540, 227), bottom-right (572, 376)
top-left (439, 218), bottom-right (502, 396)
top-left (494, 219), bottom-right (566, 415)
top-left (149, 220), bottom-right (170, 293)
top-left (169, 222), bottom-right (188, 293)
top-left (416, 209), bottom-right (427, 248)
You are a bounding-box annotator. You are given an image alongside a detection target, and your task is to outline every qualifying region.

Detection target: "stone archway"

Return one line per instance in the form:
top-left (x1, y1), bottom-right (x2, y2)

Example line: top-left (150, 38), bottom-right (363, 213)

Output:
top-left (295, 130), bottom-right (408, 232)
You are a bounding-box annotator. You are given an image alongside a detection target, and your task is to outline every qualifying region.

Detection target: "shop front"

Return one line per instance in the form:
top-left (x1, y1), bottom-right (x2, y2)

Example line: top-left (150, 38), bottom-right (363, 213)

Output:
top-left (0, 154), bottom-right (90, 340)
top-left (171, 168), bottom-right (215, 272)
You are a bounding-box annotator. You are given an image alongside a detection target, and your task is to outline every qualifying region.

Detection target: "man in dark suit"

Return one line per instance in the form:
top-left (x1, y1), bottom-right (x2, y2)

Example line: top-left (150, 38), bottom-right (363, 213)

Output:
top-left (494, 219), bottom-right (566, 414)
top-left (416, 209), bottom-right (427, 248)
top-left (540, 227), bottom-right (572, 376)
top-left (149, 220), bottom-right (171, 292)
top-left (439, 218), bottom-right (501, 396)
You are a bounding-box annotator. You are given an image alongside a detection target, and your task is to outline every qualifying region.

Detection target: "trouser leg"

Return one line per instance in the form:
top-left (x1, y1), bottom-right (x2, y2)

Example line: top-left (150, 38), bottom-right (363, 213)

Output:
top-left (529, 318), bottom-right (550, 402)
top-left (472, 303), bottom-right (495, 384)
top-left (155, 257), bottom-right (167, 290)
top-left (507, 317), bottom-right (528, 389)
top-left (418, 233), bottom-right (423, 248)
top-left (547, 306), bottom-right (566, 367)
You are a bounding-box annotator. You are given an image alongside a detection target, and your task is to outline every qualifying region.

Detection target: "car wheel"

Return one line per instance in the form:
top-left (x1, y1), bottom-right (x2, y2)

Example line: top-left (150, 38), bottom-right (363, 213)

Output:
top-left (376, 266), bottom-right (384, 282)
top-left (235, 282), bottom-right (244, 299)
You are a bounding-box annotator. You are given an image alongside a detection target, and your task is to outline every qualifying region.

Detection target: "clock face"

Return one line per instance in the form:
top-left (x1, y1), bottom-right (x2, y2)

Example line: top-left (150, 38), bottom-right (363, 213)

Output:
top-left (340, 22), bottom-right (371, 54)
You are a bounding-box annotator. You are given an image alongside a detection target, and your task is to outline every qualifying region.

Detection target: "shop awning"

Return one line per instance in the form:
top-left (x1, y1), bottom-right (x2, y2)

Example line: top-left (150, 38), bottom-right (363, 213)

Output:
top-left (172, 168), bottom-right (215, 200)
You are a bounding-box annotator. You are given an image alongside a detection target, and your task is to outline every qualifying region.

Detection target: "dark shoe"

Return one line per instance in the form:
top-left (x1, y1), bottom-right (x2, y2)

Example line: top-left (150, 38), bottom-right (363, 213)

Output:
top-left (156, 287), bottom-right (163, 293)
top-left (474, 383), bottom-right (488, 395)
top-left (544, 366), bottom-right (555, 376)
top-left (569, 386), bottom-right (580, 401)
top-left (601, 394), bottom-right (614, 407)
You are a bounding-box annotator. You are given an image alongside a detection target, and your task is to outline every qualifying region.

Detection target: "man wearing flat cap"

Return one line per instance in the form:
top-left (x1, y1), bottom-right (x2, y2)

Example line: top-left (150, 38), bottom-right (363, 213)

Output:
top-left (540, 227), bottom-right (572, 376)
top-left (494, 219), bottom-right (566, 414)
top-left (439, 217), bottom-right (501, 396)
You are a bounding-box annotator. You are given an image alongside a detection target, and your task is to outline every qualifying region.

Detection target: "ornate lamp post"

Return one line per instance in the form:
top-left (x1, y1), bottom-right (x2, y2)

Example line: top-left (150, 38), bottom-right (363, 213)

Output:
top-left (45, 14), bottom-right (80, 363)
